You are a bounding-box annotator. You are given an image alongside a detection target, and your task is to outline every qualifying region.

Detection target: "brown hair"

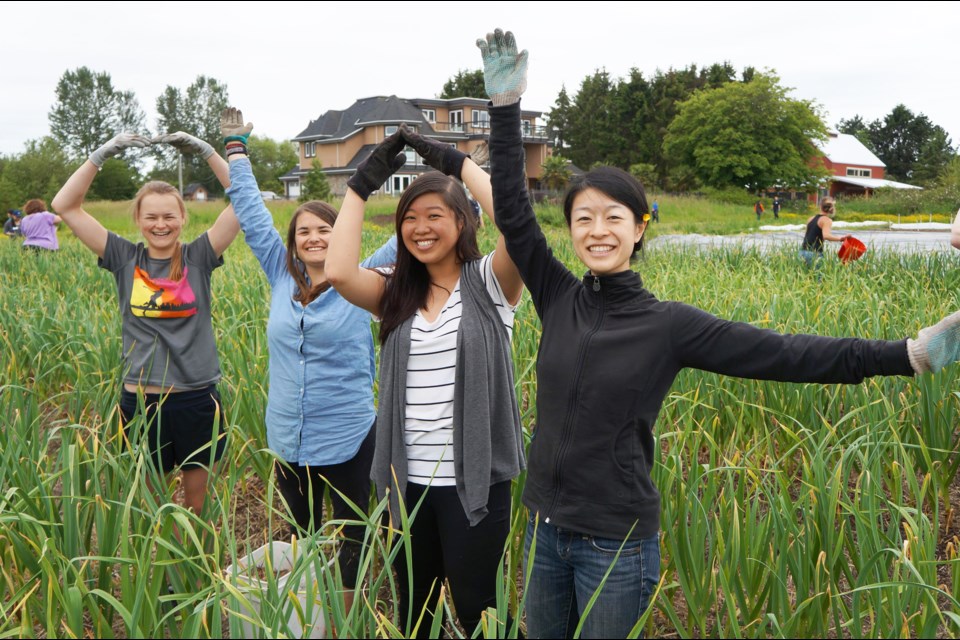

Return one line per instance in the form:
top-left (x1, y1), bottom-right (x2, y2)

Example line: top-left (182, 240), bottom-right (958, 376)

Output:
top-left (286, 201), bottom-right (339, 304)
top-left (820, 197), bottom-right (836, 215)
top-left (23, 199), bottom-right (47, 215)
top-left (379, 172), bottom-right (481, 345)
top-left (133, 181), bottom-right (187, 281)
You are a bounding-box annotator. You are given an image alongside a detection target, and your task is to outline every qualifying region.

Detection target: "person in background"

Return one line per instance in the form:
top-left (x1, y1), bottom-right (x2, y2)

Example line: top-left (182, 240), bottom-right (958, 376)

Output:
top-left (772, 196), bottom-right (781, 219)
top-left (651, 199), bottom-right (659, 223)
top-left (754, 199), bottom-right (764, 220)
top-left (3, 209), bottom-right (23, 237)
top-left (20, 199), bottom-right (62, 251)
top-left (950, 206), bottom-right (960, 250)
top-left (800, 196), bottom-right (848, 269)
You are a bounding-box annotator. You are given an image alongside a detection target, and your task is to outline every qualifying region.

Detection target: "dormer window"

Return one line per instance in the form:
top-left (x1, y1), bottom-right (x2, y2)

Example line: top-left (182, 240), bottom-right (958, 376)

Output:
top-left (846, 167), bottom-right (871, 178)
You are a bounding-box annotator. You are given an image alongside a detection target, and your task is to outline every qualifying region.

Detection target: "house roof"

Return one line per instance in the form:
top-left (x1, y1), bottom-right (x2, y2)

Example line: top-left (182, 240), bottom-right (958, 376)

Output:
top-left (183, 183), bottom-right (206, 195)
top-left (294, 95), bottom-right (546, 143)
top-left (831, 176), bottom-right (922, 190)
top-left (817, 132), bottom-right (885, 167)
top-left (294, 96), bottom-right (424, 142)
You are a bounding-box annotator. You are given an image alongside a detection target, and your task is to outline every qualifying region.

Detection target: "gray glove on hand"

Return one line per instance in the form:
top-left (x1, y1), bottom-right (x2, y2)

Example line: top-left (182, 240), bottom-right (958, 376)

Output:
top-left (89, 133), bottom-right (152, 168)
top-left (476, 28), bottom-right (528, 106)
top-left (470, 141), bottom-right (490, 166)
top-left (907, 309), bottom-right (960, 374)
top-left (154, 132), bottom-right (215, 158)
top-left (221, 107), bottom-right (253, 145)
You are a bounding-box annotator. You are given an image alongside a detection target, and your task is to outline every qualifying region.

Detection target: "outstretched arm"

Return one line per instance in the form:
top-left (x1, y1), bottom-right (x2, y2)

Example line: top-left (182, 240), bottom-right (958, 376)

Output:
top-left (951, 208), bottom-right (960, 250)
top-left (154, 131), bottom-right (238, 256)
top-left (326, 131), bottom-right (407, 315)
top-left (51, 133), bottom-right (151, 257)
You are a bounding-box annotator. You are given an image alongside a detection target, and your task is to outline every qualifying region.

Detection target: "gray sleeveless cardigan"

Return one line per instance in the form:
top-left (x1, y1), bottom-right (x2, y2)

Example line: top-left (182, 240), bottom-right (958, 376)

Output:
top-left (371, 258), bottom-right (526, 526)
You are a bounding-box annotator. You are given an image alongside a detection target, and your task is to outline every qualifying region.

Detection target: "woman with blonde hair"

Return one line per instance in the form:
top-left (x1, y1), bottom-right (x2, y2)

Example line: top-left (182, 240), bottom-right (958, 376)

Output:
top-left (52, 129), bottom-right (239, 516)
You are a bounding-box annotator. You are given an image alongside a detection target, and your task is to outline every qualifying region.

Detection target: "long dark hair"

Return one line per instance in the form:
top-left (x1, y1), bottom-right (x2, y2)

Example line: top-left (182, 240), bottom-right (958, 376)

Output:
top-left (563, 166), bottom-right (649, 259)
top-left (286, 201), bottom-right (338, 304)
top-left (379, 172), bottom-right (481, 344)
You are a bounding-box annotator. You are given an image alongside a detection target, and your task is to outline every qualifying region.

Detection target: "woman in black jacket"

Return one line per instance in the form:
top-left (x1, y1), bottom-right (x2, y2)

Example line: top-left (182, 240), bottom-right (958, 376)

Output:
top-left (478, 28), bottom-right (960, 638)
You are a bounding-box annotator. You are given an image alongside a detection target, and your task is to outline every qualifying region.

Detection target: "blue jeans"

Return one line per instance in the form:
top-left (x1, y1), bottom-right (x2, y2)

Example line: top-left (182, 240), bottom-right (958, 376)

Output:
top-left (523, 517), bottom-right (660, 638)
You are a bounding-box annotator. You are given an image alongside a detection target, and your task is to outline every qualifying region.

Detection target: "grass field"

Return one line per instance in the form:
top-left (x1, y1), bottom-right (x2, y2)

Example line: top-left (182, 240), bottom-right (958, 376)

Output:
top-left (2, 198), bottom-right (960, 637)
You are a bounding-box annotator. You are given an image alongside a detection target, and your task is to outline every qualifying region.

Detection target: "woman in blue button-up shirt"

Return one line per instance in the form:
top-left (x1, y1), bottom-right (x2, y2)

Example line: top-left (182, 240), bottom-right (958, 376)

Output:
top-left (223, 112), bottom-right (396, 608)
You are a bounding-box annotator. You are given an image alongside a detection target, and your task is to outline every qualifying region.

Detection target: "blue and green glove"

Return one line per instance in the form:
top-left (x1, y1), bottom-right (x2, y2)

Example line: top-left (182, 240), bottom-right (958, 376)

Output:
top-left (476, 28), bottom-right (528, 106)
top-left (908, 309), bottom-right (960, 373)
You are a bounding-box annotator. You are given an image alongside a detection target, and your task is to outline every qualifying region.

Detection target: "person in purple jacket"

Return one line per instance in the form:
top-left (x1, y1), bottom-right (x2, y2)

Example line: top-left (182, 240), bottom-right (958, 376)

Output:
top-left (480, 27), bottom-right (960, 638)
top-left (20, 199), bottom-right (62, 251)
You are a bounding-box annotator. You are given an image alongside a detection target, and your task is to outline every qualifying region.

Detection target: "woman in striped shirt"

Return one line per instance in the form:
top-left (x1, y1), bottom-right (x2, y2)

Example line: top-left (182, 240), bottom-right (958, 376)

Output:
top-left (326, 128), bottom-right (525, 637)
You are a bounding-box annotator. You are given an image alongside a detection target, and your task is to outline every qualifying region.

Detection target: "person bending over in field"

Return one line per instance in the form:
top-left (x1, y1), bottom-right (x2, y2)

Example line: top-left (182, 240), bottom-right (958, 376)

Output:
top-left (51, 129), bottom-right (239, 519)
top-left (481, 28), bottom-right (960, 639)
top-left (221, 108), bottom-right (396, 614)
top-left (20, 198), bottom-right (62, 251)
top-left (325, 127), bottom-right (525, 637)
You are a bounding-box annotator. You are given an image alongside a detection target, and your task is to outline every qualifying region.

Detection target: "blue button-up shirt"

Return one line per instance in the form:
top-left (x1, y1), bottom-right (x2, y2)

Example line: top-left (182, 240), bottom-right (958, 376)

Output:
top-left (227, 158), bottom-right (396, 465)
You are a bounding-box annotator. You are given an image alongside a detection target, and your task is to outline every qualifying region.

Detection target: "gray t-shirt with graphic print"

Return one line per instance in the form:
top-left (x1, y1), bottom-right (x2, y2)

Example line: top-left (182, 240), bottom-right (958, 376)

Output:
top-left (99, 231), bottom-right (223, 388)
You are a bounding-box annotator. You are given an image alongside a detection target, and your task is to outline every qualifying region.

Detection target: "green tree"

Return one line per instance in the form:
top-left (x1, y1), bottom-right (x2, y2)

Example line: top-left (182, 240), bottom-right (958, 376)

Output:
top-left (87, 158), bottom-right (140, 201)
top-left (664, 73), bottom-right (828, 192)
top-left (247, 136), bottom-right (298, 194)
top-left (629, 163), bottom-right (658, 188)
top-left (547, 85), bottom-right (572, 151)
top-left (867, 105), bottom-right (953, 182)
top-left (564, 70), bottom-right (619, 170)
top-left (439, 69), bottom-right (487, 99)
top-left (300, 159), bottom-right (331, 202)
top-left (155, 75), bottom-right (230, 195)
top-left (48, 67), bottom-right (148, 159)
top-left (541, 155), bottom-right (573, 192)
top-left (0, 137), bottom-right (76, 210)
top-left (837, 115), bottom-right (875, 152)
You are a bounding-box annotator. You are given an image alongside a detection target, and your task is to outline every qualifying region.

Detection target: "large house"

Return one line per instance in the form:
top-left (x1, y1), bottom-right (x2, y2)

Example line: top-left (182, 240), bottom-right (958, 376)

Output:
top-left (816, 132), bottom-right (920, 198)
top-left (280, 96), bottom-right (552, 198)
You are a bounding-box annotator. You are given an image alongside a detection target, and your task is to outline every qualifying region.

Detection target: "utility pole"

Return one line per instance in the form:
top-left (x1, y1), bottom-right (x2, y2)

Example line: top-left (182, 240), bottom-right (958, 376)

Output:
top-left (178, 153), bottom-right (183, 196)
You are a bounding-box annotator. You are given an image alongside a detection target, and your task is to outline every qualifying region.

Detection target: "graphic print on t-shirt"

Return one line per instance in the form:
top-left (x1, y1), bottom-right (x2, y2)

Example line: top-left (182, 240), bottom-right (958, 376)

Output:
top-left (130, 265), bottom-right (197, 318)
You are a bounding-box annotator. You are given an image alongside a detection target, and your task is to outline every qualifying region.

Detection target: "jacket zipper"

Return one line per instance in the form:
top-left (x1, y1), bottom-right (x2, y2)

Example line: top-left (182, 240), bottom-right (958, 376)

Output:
top-left (545, 276), bottom-right (604, 523)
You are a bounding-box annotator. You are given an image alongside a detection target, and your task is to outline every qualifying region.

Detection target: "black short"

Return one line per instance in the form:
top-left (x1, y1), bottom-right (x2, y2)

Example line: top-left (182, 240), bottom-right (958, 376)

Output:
top-left (119, 385), bottom-right (227, 474)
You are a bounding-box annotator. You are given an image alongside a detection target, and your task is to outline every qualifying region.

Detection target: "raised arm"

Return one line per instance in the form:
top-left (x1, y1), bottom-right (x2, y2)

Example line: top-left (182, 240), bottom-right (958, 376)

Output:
top-left (326, 132), bottom-right (407, 315)
top-left (51, 133), bottom-right (151, 257)
top-left (481, 28), bottom-right (578, 314)
top-left (154, 131), bottom-right (238, 257)
top-left (399, 125), bottom-right (522, 304)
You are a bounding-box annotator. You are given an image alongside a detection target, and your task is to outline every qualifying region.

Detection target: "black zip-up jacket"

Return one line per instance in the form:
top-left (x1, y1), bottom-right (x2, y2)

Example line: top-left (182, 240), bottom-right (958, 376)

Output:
top-left (488, 102), bottom-right (915, 541)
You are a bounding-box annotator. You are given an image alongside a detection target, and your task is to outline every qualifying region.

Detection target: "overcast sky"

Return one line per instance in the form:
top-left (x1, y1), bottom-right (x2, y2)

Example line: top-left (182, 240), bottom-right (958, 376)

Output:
top-left (3, 1), bottom-right (958, 156)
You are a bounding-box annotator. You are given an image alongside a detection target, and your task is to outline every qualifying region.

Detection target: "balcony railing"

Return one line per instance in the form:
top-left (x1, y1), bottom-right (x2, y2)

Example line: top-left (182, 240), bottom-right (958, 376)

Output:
top-left (428, 121), bottom-right (550, 140)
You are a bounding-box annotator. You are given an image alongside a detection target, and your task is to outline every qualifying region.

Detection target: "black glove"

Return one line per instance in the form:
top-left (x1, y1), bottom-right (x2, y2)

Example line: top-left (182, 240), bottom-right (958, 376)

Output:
top-left (400, 124), bottom-right (468, 178)
top-left (347, 130), bottom-right (407, 200)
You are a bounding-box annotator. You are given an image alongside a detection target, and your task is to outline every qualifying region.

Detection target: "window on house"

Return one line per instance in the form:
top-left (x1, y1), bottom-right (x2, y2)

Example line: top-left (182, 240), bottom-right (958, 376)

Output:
top-left (304, 141), bottom-right (316, 158)
top-left (385, 125), bottom-right (398, 136)
top-left (472, 110), bottom-right (489, 129)
top-left (449, 110), bottom-right (463, 132)
top-left (422, 109), bottom-right (436, 123)
top-left (846, 167), bottom-right (871, 177)
top-left (404, 147), bottom-right (415, 165)
top-left (522, 120), bottom-right (532, 136)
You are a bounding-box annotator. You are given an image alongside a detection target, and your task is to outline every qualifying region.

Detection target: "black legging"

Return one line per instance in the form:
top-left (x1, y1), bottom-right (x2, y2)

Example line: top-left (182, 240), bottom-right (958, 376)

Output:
top-left (394, 480), bottom-right (514, 638)
top-left (273, 425), bottom-right (375, 589)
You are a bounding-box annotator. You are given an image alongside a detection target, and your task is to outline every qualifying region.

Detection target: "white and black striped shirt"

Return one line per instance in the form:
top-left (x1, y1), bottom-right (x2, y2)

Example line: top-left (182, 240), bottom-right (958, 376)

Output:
top-left (403, 253), bottom-right (517, 485)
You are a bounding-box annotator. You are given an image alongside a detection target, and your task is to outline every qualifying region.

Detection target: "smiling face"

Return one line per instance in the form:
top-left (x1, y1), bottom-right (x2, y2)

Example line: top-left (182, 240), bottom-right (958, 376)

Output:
top-left (569, 188), bottom-right (646, 276)
top-left (400, 192), bottom-right (463, 268)
top-left (294, 210), bottom-right (333, 269)
top-left (136, 193), bottom-right (185, 258)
